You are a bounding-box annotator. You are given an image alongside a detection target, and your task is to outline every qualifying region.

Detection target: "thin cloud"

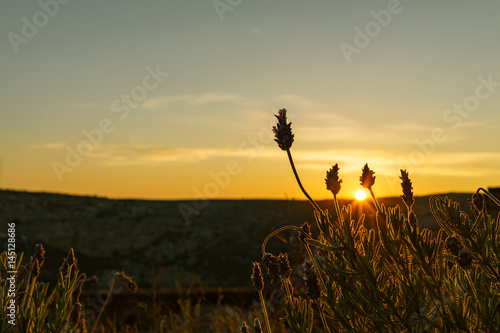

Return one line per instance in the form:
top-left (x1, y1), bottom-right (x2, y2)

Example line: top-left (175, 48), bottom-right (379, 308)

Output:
top-left (91, 144), bottom-right (281, 167)
top-left (140, 95), bottom-right (195, 109)
top-left (385, 123), bottom-right (439, 132)
top-left (296, 126), bottom-right (361, 143)
top-left (287, 149), bottom-right (500, 178)
top-left (459, 121), bottom-right (487, 129)
top-left (141, 93), bottom-right (259, 109)
top-left (29, 142), bottom-right (67, 149)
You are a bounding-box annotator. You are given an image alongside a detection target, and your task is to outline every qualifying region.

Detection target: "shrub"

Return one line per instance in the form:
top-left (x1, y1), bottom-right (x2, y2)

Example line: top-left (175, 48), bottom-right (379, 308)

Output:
top-left (245, 109), bottom-right (500, 332)
top-left (0, 245), bottom-right (136, 333)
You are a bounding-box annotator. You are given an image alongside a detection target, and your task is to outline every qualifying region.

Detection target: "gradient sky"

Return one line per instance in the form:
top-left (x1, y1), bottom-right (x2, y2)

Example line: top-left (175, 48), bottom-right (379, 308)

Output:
top-left (1, 1), bottom-right (499, 200)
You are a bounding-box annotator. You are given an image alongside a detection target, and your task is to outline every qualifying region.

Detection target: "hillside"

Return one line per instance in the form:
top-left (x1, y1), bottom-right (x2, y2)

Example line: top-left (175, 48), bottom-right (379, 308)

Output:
top-left (0, 189), bottom-right (484, 288)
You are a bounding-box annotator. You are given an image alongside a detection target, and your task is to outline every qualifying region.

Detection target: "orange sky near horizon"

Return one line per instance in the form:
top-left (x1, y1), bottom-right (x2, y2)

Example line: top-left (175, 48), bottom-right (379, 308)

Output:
top-left (1, 1), bottom-right (499, 201)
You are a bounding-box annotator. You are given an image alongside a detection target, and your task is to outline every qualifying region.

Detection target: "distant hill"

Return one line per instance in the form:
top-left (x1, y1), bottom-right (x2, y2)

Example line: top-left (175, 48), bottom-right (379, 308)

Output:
top-left (0, 189), bottom-right (492, 288)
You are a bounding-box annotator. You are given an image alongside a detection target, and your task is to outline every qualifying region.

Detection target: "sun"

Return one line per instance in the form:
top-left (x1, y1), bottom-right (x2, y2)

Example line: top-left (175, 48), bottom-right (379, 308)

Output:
top-left (355, 190), bottom-right (367, 201)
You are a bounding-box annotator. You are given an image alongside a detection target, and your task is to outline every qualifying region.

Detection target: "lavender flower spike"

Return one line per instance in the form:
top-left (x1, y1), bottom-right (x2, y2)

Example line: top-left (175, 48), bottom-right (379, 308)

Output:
top-left (360, 163), bottom-right (376, 189)
top-left (326, 164), bottom-right (342, 195)
top-left (400, 169), bottom-right (414, 209)
top-left (303, 260), bottom-right (321, 299)
top-left (272, 108), bottom-right (294, 150)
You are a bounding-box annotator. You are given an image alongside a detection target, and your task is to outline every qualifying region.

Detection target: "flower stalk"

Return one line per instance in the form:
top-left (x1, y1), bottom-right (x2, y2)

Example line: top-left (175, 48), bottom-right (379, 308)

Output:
top-left (286, 148), bottom-right (322, 213)
top-left (272, 108), bottom-right (322, 213)
top-left (251, 262), bottom-right (272, 333)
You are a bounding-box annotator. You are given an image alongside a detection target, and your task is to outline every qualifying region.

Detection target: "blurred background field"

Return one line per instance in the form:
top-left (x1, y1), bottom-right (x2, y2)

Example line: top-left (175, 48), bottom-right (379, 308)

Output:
top-left (0, 188), bottom-right (482, 289)
top-left (3, 188), bottom-right (500, 331)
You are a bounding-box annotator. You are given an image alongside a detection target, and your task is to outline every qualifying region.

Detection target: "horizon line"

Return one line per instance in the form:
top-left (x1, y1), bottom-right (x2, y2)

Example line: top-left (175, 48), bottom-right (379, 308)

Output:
top-left (0, 187), bottom-right (484, 202)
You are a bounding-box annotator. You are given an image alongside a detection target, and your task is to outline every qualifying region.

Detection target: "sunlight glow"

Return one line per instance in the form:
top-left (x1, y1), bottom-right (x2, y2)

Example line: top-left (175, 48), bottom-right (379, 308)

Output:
top-left (355, 190), bottom-right (367, 201)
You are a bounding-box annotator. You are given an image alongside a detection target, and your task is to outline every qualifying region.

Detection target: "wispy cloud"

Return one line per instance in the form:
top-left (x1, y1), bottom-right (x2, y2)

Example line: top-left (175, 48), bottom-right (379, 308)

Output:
top-left (140, 95), bottom-right (193, 109)
top-left (87, 144), bottom-right (281, 167)
top-left (293, 149), bottom-right (500, 178)
top-left (385, 122), bottom-right (438, 132)
top-left (296, 126), bottom-right (361, 143)
top-left (29, 142), bottom-right (67, 149)
top-left (142, 93), bottom-right (259, 109)
top-left (459, 121), bottom-right (489, 129)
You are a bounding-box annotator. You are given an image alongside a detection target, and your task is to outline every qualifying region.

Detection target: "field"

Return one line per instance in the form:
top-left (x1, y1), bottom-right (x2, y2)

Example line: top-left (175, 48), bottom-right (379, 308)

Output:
top-left (1, 189), bottom-right (486, 328)
top-left (0, 189), bottom-right (475, 288)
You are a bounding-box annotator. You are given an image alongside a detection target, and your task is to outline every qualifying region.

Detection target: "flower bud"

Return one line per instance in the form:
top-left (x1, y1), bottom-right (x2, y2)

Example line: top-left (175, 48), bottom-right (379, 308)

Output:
top-left (262, 253), bottom-right (281, 286)
top-left (251, 262), bottom-right (264, 292)
top-left (240, 321), bottom-right (249, 333)
top-left (298, 222), bottom-right (311, 244)
top-left (115, 272), bottom-right (138, 292)
top-left (254, 318), bottom-right (263, 333)
top-left (31, 243), bottom-right (45, 268)
top-left (326, 164), bottom-right (342, 195)
top-left (278, 253), bottom-right (291, 279)
top-left (272, 109), bottom-right (294, 150)
top-left (360, 164), bottom-right (376, 189)
top-left (400, 169), bottom-right (414, 209)
top-left (302, 260), bottom-right (321, 299)
top-left (472, 192), bottom-right (484, 211)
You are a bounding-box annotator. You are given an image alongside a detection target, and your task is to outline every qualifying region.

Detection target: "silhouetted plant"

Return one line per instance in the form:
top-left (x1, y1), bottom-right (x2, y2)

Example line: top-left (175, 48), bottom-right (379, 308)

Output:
top-left (246, 110), bottom-right (500, 332)
top-left (0, 245), bottom-right (137, 333)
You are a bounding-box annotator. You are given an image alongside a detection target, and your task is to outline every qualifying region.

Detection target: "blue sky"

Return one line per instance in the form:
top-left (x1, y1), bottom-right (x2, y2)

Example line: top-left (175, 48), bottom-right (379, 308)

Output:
top-left (1, 0), bottom-right (499, 200)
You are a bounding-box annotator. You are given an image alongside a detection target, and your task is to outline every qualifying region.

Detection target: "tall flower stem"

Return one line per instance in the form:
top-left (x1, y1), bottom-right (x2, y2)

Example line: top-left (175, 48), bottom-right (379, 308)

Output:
top-left (282, 276), bottom-right (294, 303)
top-left (91, 280), bottom-right (115, 333)
top-left (261, 225), bottom-right (303, 256)
top-left (258, 290), bottom-right (272, 333)
top-left (478, 187), bottom-right (500, 207)
top-left (286, 148), bottom-right (322, 213)
top-left (368, 187), bottom-right (381, 213)
top-left (333, 194), bottom-right (342, 226)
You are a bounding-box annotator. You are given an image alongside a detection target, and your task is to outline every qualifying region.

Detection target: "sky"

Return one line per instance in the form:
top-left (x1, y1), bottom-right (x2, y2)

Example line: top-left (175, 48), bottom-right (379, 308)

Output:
top-left (1, 0), bottom-right (499, 201)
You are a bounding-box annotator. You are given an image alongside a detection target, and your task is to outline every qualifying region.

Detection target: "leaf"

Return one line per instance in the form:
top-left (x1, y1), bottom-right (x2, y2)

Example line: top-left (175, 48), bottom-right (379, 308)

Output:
top-left (284, 296), bottom-right (314, 333)
top-left (303, 238), bottom-right (345, 252)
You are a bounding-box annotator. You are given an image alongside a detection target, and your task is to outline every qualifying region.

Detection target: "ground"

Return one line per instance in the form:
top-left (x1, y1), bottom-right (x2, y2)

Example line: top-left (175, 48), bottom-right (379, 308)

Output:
top-left (0, 189), bottom-right (477, 290)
